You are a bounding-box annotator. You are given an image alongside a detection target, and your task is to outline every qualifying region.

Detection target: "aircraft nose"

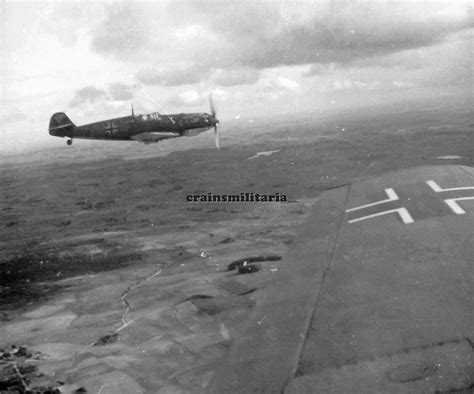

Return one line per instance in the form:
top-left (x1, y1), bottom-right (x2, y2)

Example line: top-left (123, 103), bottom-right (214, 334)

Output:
top-left (208, 114), bottom-right (219, 126)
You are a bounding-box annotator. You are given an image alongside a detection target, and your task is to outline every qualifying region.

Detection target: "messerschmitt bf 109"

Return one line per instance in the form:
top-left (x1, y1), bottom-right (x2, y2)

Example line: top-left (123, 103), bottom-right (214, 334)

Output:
top-left (49, 97), bottom-right (220, 148)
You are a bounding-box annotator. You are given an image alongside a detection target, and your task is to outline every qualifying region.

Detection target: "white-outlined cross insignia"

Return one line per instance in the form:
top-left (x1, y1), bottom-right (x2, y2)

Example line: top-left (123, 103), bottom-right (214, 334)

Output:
top-left (346, 188), bottom-right (414, 224)
top-left (426, 180), bottom-right (474, 214)
top-left (346, 180), bottom-right (474, 225)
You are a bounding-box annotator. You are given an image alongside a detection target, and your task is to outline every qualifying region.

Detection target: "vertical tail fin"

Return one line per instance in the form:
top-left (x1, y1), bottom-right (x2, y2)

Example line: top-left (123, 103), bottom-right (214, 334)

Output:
top-left (49, 112), bottom-right (76, 136)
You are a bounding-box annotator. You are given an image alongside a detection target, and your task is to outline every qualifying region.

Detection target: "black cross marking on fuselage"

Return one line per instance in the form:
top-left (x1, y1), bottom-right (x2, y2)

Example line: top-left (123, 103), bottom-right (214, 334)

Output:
top-left (346, 180), bottom-right (474, 225)
top-left (104, 122), bottom-right (118, 135)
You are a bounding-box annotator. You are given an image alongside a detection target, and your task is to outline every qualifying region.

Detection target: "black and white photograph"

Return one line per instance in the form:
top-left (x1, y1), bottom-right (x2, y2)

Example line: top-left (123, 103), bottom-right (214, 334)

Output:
top-left (1, 0), bottom-right (473, 392)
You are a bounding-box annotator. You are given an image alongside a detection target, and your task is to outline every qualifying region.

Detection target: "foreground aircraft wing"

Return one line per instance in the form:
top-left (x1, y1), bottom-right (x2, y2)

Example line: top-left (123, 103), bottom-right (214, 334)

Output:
top-left (131, 132), bottom-right (180, 144)
top-left (209, 165), bottom-right (474, 393)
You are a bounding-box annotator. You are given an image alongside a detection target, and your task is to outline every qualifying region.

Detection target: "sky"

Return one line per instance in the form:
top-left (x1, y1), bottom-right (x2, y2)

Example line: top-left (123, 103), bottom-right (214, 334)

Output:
top-left (1, 0), bottom-right (473, 153)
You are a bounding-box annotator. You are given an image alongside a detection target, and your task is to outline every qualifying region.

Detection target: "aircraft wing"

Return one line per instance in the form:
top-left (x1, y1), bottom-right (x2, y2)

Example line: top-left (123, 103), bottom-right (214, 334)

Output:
top-left (209, 165), bottom-right (474, 393)
top-left (131, 132), bottom-right (180, 144)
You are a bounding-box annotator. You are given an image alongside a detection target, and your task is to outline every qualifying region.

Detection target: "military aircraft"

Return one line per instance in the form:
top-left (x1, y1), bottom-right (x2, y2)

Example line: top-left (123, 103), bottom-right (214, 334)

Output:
top-left (49, 97), bottom-right (220, 148)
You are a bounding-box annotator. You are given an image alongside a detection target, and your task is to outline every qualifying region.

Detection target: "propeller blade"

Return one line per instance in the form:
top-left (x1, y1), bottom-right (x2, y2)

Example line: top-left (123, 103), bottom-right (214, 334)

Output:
top-left (214, 125), bottom-right (220, 150)
top-left (210, 94), bottom-right (216, 117)
top-left (209, 94), bottom-right (219, 149)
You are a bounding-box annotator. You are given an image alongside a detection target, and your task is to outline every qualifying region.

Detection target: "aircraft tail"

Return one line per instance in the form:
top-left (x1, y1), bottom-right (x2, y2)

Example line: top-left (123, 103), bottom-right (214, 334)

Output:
top-left (49, 112), bottom-right (76, 136)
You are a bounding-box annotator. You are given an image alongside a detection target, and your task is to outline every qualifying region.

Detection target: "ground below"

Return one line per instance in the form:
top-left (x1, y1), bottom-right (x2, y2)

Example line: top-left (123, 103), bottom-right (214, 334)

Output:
top-left (1, 103), bottom-right (472, 393)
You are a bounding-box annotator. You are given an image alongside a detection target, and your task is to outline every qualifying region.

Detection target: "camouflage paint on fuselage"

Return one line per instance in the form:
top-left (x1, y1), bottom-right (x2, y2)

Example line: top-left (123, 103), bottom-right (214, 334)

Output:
top-left (49, 111), bottom-right (217, 142)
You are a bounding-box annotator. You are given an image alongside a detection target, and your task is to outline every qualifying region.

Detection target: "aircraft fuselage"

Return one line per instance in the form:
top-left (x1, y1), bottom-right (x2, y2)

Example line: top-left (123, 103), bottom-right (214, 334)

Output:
top-left (49, 111), bottom-right (219, 145)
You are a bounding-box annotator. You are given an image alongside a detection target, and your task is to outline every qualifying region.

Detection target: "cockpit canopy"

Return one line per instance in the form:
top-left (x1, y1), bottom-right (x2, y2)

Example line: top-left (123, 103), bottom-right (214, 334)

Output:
top-left (140, 112), bottom-right (161, 121)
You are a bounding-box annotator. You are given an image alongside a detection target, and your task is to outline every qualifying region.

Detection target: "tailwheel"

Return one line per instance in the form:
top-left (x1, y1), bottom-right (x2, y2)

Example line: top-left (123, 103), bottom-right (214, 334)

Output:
top-left (66, 139), bottom-right (73, 146)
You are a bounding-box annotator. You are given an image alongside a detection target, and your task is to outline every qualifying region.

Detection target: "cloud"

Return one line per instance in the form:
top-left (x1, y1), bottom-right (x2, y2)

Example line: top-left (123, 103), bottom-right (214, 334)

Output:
top-left (211, 88), bottom-right (231, 102)
top-left (136, 66), bottom-right (260, 88)
top-left (90, 1), bottom-right (472, 89)
top-left (392, 80), bottom-right (414, 89)
top-left (259, 75), bottom-right (301, 100)
top-left (232, 2), bottom-right (473, 69)
top-left (91, 4), bottom-right (152, 57)
top-left (275, 76), bottom-right (300, 91)
top-left (330, 79), bottom-right (380, 92)
top-left (165, 88), bottom-right (231, 108)
top-left (108, 83), bottom-right (134, 101)
top-left (0, 105), bottom-right (29, 125)
top-left (210, 68), bottom-right (260, 86)
top-left (136, 68), bottom-right (206, 86)
top-left (44, 3), bottom-right (104, 47)
top-left (69, 83), bottom-right (135, 110)
top-left (69, 86), bottom-right (107, 107)
top-left (167, 90), bottom-right (203, 107)
top-left (304, 63), bottom-right (338, 76)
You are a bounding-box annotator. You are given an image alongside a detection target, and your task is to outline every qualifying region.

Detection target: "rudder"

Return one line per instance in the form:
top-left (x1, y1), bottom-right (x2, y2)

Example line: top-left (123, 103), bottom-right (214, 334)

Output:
top-left (49, 112), bottom-right (76, 136)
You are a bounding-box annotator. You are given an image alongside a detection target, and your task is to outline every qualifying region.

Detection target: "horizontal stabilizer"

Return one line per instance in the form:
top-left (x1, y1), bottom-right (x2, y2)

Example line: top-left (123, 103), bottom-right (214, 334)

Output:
top-left (50, 123), bottom-right (74, 130)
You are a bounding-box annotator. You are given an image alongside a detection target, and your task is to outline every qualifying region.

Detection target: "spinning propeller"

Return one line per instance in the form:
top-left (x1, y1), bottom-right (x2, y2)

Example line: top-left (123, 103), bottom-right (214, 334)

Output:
top-left (209, 95), bottom-right (220, 149)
